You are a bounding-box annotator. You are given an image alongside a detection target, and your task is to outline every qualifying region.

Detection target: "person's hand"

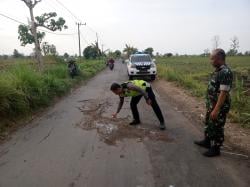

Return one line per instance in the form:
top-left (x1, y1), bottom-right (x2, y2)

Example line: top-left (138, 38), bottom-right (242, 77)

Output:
top-left (146, 98), bottom-right (152, 105)
top-left (210, 109), bottom-right (219, 121)
top-left (112, 113), bottom-right (118, 118)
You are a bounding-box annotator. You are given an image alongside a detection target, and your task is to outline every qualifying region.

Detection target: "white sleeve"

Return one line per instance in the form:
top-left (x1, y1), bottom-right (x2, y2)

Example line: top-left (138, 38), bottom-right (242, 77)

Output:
top-left (220, 85), bottom-right (231, 91)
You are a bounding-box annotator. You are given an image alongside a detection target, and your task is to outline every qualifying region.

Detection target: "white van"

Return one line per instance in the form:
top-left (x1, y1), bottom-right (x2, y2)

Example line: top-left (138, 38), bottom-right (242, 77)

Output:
top-left (127, 53), bottom-right (157, 80)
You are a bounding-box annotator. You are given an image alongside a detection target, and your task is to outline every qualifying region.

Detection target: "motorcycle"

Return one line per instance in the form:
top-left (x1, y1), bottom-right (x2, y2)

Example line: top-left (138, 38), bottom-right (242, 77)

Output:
top-left (68, 62), bottom-right (78, 78)
top-left (108, 62), bottom-right (114, 70)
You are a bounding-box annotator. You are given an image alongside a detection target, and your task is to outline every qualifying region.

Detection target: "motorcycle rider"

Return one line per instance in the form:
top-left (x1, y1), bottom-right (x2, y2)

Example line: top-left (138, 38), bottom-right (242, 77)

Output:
top-left (108, 57), bottom-right (115, 70)
top-left (67, 58), bottom-right (78, 78)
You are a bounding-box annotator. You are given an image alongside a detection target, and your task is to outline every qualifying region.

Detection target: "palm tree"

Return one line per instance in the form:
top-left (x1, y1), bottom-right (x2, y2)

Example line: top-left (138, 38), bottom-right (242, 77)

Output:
top-left (123, 44), bottom-right (138, 57)
top-left (91, 41), bottom-right (102, 58)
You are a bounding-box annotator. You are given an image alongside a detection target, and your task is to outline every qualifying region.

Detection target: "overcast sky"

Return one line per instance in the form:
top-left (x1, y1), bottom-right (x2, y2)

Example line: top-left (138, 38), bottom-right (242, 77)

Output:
top-left (0, 0), bottom-right (250, 55)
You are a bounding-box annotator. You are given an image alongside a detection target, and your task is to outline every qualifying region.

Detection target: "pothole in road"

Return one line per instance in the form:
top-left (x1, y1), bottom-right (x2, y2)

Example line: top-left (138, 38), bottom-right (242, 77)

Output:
top-left (75, 99), bottom-right (174, 145)
top-left (96, 122), bottom-right (118, 136)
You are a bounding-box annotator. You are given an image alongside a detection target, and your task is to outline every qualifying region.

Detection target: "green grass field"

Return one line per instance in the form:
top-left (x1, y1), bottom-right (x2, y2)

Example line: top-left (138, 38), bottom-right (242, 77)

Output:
top-left (157, 56), bottom-right (250, 127)
top-left (0, 56), bottom-right (106, 133)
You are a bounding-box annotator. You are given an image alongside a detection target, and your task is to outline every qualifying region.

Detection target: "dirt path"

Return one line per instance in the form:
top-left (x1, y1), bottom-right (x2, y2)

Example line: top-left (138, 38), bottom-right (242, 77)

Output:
top-left (0, 61), bottom-right (249, 187)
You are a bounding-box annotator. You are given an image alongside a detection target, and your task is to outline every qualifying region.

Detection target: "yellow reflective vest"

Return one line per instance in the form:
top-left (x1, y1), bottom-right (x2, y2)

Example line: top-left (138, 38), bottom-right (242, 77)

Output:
top-left (120, 80), bottom-right (149, 97)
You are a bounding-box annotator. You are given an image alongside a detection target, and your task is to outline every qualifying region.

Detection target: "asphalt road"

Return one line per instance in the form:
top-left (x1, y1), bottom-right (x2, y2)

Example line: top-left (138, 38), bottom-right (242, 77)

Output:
top-left (0, 61), bottom-right (249, 187)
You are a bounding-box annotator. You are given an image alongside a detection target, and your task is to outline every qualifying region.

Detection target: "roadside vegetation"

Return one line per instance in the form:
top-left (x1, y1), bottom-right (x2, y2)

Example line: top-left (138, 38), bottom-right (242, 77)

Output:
top-left (157, 56), bottom-right (250, 128)
top-left (0, 56), bottom-right (105, 135)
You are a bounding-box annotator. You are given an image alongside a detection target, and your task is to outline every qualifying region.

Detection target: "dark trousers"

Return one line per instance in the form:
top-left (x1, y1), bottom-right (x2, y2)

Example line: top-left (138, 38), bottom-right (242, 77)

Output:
top-left (204, 110), bottom-right (227, 146)
top-left (130, 87), bottom-right (165, 123)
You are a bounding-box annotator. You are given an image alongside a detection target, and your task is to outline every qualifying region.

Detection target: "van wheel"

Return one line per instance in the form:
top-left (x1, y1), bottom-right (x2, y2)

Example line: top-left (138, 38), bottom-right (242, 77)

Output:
top-left (151, 75), bottom-right (156, 81)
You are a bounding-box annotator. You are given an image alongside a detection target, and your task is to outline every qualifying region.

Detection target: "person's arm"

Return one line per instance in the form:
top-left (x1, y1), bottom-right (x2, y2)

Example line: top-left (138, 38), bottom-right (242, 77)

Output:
top-left (210, 68), bottom-right (232, 120)
top-left (210, 91), bottom-right (228, 120)
top-left (116, 97), bottom-right (124, 113)
top-left (112, 97), bottom-right (124, 118)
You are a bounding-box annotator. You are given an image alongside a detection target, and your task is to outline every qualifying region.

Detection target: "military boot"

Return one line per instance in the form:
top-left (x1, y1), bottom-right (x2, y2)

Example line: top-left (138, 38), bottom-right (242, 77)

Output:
top-left (203, 146), bottom-right (220, 157)
top-left (194, 137), bottom-right (211, 149)
top-left (129, 120), bottom-right (140, 126)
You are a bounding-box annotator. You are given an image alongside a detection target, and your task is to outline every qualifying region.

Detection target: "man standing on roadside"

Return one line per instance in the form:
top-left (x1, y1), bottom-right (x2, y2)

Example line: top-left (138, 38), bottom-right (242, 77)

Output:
top-left (194, 49), bottom-right (233, 157)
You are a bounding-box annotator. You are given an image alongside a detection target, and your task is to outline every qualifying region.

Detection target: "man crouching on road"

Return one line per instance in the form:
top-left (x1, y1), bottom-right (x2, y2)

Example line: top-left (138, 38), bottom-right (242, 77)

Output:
top-left (110, 80), bottom-right (166, 130)
top-left (194, 49), bottom-right (233, 157)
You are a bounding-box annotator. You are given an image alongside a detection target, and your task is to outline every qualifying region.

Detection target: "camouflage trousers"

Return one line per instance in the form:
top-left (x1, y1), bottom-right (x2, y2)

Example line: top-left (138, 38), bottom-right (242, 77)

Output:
top-left (204, 110), bottom-right (228, 146)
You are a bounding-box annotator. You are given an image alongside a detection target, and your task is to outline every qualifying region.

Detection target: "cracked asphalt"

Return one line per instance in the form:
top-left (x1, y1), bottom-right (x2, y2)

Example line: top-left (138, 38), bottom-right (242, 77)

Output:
top-left (0, 61), bottom-right (249, 187)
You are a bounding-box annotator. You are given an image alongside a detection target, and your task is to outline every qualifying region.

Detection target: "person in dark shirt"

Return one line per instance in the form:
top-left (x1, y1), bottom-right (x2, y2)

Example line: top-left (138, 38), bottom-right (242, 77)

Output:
top-left (108, 58), bottom-right (115, 64)
top-left (110, 80), bottom-right (166, 130)
top-left (107, 58), bottom-right (115, 70)
top-left (67, 58), bottom-right (78, 78)
top-left (194, 49), bottom-right (233, 157)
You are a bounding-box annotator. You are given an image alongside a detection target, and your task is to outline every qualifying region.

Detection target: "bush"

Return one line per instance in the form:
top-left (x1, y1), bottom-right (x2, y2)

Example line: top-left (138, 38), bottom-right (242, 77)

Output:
top-left (0, 59), bottom-right (105, 132)
top-left (157, 56), bottom-right (250, 127)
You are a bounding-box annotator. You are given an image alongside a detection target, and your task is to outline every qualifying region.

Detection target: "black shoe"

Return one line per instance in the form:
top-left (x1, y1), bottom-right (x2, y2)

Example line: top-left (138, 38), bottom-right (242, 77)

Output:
top-left (203, 146), bottom-right (220, 157)
top-left (194, 139), bottom-right (211, 149)
top-left (129, 120), bottom-right (140, 126)
top-left (159, 122), bottom-right (166, 130)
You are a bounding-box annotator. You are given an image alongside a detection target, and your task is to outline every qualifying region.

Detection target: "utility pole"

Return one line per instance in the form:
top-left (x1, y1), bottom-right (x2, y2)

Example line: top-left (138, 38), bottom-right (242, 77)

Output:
top-left (76, 22), bottom-right (86, 58)
top-left (96, 32), bottom-right (99, 44)
top-left (101, 44), bottom-right (104, 54)
top-left (96, 32), bottom-right (100, 51)
top-left (21, 0), bottom-right (43, 70)
top-left (95, 32), bottom-right (101, 57)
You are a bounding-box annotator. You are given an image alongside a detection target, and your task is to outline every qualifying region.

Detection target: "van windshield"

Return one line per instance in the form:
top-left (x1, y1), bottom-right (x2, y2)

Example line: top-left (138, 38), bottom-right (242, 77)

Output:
top-left (131, 55), bottom-right (151, 63)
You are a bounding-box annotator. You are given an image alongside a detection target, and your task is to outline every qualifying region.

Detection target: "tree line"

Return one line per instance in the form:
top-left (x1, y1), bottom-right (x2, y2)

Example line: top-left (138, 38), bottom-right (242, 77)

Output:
top-left (2, 1), bottom-right (249, 62)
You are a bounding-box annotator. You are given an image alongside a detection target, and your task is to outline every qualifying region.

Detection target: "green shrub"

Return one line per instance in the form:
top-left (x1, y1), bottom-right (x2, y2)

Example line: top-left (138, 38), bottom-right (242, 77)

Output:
top-left (0, 75), bottom-right (28, 117)
top-left (157, 56), bottom-right (250, 127)
top-left (0, 58), bottom-right (105, 132)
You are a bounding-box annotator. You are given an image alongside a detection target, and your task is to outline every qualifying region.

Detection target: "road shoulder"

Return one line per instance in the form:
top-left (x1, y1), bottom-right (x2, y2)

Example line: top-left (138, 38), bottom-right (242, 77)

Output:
top-left (154, 79), bottom-right (250, 156)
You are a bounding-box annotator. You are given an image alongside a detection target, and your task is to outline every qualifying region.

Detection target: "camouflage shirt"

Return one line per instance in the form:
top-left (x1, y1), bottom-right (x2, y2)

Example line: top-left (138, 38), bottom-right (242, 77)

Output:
top-left (206, 64), bottom-right (233, 113)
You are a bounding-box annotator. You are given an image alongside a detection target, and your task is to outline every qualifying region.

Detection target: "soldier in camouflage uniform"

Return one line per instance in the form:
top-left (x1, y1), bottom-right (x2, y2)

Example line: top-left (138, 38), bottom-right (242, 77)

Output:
top-left (194, 49), bottom-right (233, 157)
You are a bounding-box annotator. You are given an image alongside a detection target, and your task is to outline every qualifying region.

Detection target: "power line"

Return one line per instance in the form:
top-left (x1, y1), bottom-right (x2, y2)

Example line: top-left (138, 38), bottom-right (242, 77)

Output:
top-left (44, 0), bottom-right (76, 24)
top-left (53, 0), bottom-right (81, 22)
top-left (1, 7), bottom-right (101, 54)
top-left (44, 0), bottom-right (62, 13)
top-left (50, 0), bottom-right (99, 36)
top-left (0, 12), bottom-right (76, 36)
top-left (80, 32), bottom-right (90, 45)
top-left (71, 34), bottom-right (79, 55)
top-left (38, 28), bottom-right (77, 36)
top-left (86, 25), bottom-right (97, 34)
top-left (0, 13), bottom-right (26, 25)
top-left (1, 3), bottom-right (101, 38)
